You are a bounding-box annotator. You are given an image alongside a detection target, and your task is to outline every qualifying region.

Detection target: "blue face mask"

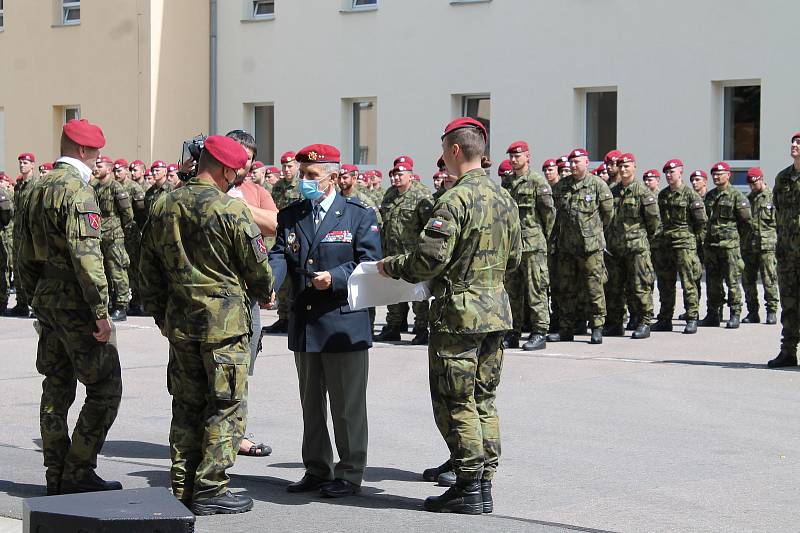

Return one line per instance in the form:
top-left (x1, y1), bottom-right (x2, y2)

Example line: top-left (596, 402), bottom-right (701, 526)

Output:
top-left (299, 178), bottom-right (326, 201)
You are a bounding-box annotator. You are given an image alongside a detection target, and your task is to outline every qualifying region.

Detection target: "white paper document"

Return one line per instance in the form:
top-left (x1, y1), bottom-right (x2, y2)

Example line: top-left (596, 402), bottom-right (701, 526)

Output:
top-left (347, 261), bottom-right (431, 310)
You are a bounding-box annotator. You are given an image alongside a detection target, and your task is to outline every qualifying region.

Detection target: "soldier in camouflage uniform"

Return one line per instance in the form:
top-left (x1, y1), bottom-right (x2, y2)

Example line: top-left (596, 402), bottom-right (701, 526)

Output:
top-left (381, 118), bottom-right (521, 514)
top-left (8, 153), bottom-right (38, 317)
top-left (502, 141), bottom-right (555, 351)
top-left (143, 160), bottom-right (172, 215)
top-left (368, 169), bottom-right (386, 204)
top-left (91, 156), bottom-right (134, 321)
top-left (140, 136), bottom-right (273, 515)
top-left (375, 161), bottom-right (434, 344)
top-left (651, 160), bottom-right (707, 334)
top-left (768, 132), bottom-right (800, 368)
top-left (547, 149), bottom-right (614, 344)
top-left (699, 162), bottom-right (752, 329)
top-left (17, 119), bottom-right (122, 496)
top-left (0, 183), bottom-right (12, 313)
top-left (263, 151), bottom-right (302, 334)
top-left (740, 167), bottom-right (778, 325)
top-left (603, 154), bottom-right (660, 339)
top-left (113, 159), bottom-right (148, 316)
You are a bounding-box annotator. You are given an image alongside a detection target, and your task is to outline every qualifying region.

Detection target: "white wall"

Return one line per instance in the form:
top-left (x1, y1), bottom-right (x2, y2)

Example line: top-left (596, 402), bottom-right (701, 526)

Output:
top-left (217, 0), bottom-right (800, 183)
top-left (0, 108), bottom-right (5, 172)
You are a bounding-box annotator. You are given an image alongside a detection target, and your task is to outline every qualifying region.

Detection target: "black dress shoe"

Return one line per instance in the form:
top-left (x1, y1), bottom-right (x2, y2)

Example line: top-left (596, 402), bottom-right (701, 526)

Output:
top-left (262, 318), bottom-right (288, 334)
top-left (698, 314), bottom-right (720, 327)
top-left (573, 320), bottom-right (589, 335)
top-left (726, 315), bottom-right (740, 329)
top-left (741, 312), bottom-right (760, 324)
top-left (589, 328), bottom-right (603, 344)
top-left (410, 329), bottom-right (429, 345)
top-left (287, 473), bottom-right (328, 493)
top-left (109, 308), bottom-right (127, 322)
top-left (631, 324), bottom-right (650, 339)
top-left (481, 480), bottom-right (493, 514)
top-left (437, 470), bottom-right (456, 487)
top-left (522, 333), bottom-right (546, 351)
top-left (602, 323), bottom-right (624, 336)
top-left (374, 327), bottom-right (401, 342)
top-left (651, 319), bottom-right (673, 332)
top-left (765, 312), bottom-right (778, 325)
top-left (320, 479), bottom-right (360, 498)
top-left (424, 480), bottom-right (482, 514)
top-left (767, 351), bottom-right (798, 368)
top-left (546, 330), bottom-right (573, 342)
top-left (683, 320), bottom-right (698, 334)
top-left (60, 471), bottom-right (122, 494)
top-left (502, 332), bottom-right (520, 349)
top-left (191, 491), bottom-right (253, 515)
top-left (422, 460), bottom-right (451, 482)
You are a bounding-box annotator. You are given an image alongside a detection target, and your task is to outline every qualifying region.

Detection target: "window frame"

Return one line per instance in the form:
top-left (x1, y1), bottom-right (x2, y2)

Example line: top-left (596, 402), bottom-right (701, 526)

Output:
top-left (62, 0), bottom-right (80, 25)
top-left (64, 106), bottom-right (81, 124)
top-left (719, 79), bottom-right (761, 170)
top-left (0, 0), bottom-right (5, 32)
top-left (343, 97), bottom-right (377, 166)
top-left (252, 0), bottom-right (275, 19)
top-left (579, 86), bottom-right (618, 164)
top-left (341, 0), bottom-right (378, 13)
top-left (459, 94), bottom-right (491, 156)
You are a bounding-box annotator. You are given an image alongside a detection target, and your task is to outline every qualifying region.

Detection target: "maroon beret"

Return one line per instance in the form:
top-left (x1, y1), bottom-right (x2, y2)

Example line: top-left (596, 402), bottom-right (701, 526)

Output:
top-left (442, 117), bottom-right (488, 142)
top-left (594, 163), bottom-right (607, 174)
top-left (690, 170), bottom-right (708, 179)
top-left (113, 158), bottom-right (128, 169)
top-left (618, 153), bottom-right (636, 164)
top-left (498, 159), bottom-right (513, 177)
top-left (280, 151), bottom-right (296, 164)
top-left (392, 163), bottom-right (413, 174)
top-left (296, 144), bottom-right (340, 164)
top-left (39, 162), bottom-right (54, 171)
top-left (506, 141), bottom-right (529, 154)
top-left (340, 164), bottom-right (359, 174)
top-left (746, 167), bottom-right (763, 182)
top-left (96, 155), bottom-right (113, 165)
top-left (18, 152), bottom-right (35, 162)
top-left (251, 161), bottom-right (265, 170)
top-left (167, 163), bottom-right (179, 172)
top-left (556, 157), bottom-right (571, 169)
top-left (643, 169), bottom-right (660, 179)
top-left (129, 160), bottom-right (145, 170)
top-left (542, 159), bottom-right (557, 169)
top-left (710, 161), bottom-right (731, 173)
top-left (204, 135), bottom-right (249, 169)
top-left (662, 159), bottom-right (683, 172)
top-left (151, 160), bottom-right (167, 170)
top-left (568, 148), bottom-right (589, 160)
top-left (63, 119), bottom-right (106, 149)
top-left (373, 169), bottom-right (382, 178)
top-left (792, 132), bottom-right (800, 142)
top-left (393, 155), bottom-right (414, 168)
top-left (266, 166), bottom-right (280, 174)
top-left (604, 150), bottom-right (622, 164)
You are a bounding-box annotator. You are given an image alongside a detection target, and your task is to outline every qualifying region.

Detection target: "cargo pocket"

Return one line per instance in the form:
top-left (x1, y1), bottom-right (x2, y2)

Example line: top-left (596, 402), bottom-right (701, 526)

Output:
top-left (211, 349), bottom-right (249, 401)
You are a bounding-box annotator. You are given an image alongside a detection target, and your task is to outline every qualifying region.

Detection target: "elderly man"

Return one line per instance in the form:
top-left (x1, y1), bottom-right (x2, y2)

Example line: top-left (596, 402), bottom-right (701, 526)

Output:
top-left (269, 144), bottom-right (381, 499)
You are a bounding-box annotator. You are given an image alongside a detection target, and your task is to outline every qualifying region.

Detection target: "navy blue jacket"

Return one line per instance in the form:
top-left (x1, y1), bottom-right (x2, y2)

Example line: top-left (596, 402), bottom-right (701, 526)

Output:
top-left (268, 193), bottom-right (382, 353)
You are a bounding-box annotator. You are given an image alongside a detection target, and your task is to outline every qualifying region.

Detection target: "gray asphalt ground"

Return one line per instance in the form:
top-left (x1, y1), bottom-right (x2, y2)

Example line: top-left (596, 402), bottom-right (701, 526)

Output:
top-left (0, 286), bottom-right (798, 533)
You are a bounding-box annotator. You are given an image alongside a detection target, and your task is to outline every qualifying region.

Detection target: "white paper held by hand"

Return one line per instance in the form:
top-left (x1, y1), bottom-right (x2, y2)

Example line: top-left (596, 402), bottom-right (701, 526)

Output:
top-left (347, 261), bottom-right (431, 310)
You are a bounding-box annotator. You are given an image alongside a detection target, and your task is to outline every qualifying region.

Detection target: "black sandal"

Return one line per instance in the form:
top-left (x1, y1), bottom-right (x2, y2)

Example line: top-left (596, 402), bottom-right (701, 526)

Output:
top-left (238, 435), bottom-right (272, 457)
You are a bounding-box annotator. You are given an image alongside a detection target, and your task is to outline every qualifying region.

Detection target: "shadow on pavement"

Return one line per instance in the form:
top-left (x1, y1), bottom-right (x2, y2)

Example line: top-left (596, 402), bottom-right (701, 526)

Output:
top-left (99, 441), bottom-right (171, 460)
top-left (128, 469), bottom-right (172, 489)
top-left (266, 462), bottom-right (304, 469)
top-left (659, 360), bottom-right (800, 371)
top-left (363, 466), bottom-right (421, 482)
top-left (0, 480), bottom-right (46, 498)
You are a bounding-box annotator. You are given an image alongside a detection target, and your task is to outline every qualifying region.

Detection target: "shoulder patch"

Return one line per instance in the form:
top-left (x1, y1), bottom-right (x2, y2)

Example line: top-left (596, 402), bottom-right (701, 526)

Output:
top-left (345, 196), bottom-right (367, 209)
top-left (424, 217), bottom-right (452, 236)
top-left (76, 199), bottom-right (101, 238)
top-left (246, 222), bottom-right (269, 262)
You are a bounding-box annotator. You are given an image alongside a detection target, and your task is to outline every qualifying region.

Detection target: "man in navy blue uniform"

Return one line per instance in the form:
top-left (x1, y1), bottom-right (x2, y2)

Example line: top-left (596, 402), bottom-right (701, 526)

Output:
top-left (269, 143), bottom-right (381, 498)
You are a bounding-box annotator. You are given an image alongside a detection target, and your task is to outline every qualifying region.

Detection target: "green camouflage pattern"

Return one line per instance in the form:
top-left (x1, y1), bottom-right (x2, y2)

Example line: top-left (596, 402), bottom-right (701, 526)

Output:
top-left (341, 186), bottom-right (382, 225)
top-left (506, 251), bottom-right (549, 334)
top-left (383, 167), bottom-right (522, 334)
top-left (772, 165), bottom-right (800, 351)
top-left (658, 184), bottom-right (707, 249)
top-left (17, 163), bottom-right (109, 319)
top-left (741, 186), bottom-right (778, 314)
top-left (121, 179), bottom-right (146, 308)
top-left (143, 181), bottom-right (172, 217)
top-left (12, 177), bottom-right (37, 307)
top-left (503, 170), bottom-right (555, 252)
top-left (655, 246), bottom-right (703, 321)
top-left (0, 189), bottom-right (11, 308)
top-left (92, 178), bottom-right (134, 307)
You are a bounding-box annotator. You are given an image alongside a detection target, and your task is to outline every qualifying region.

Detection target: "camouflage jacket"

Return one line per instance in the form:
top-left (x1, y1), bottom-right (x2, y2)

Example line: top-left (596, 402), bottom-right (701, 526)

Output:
top-left (554, 173), bottom-right (614, 255)
top-left (139, 177), bottom-right (274, 343)
top-left (607, 180), bottom-right (660, 254)
top-left (16, 162), bottom-right (108, 319)
top-left (704, 185), bottom-right (752, 249)
top-left (12, 176), bottom-right (36, 256)
top-left (379, 183), bottom-right (433, 255)
top-left (121, 179), bottom-right (147, 229)
top-left (656, 184), bottom-right (707, 250)
top-left (272, 174), bottom-right (302, 210)
top-left (503, 169), bottom-right (555, 253)
top-left (369, 185), bottom-right (386, 206)
top-left (144, 181), bottom-right (172, 217)
top-left (384, 168), bottom-right (522, 334)
top-left (0, 189), bottom-right (12, 229)
top-left (341, 186), bottom-right (382, 225)
top-left (741, 186), bottom-right (776, 253)
top-left (774, 165), bottom-right (800, 258)
top-left (91, 178), bottom-right (134, 241)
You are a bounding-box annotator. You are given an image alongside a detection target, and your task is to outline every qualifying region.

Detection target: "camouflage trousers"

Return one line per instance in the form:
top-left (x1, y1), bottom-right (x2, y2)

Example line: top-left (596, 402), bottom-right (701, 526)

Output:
top-left (778, 254), bottom-right (800, 354)
top-left (429, 331), bottom-right (504, 481)
top-left (276, 282), bottom-right (292, 321)
top-left (12, 253), bottom-right (30, 308)
top-left (0, 242), bottom-right (7, 308)
top-left (34, 306), bottom-right (122, 488)
top-left (556, 250), bottom-right (607, 329)
top-left (742, 250), bottom-right (779, 314)
top-left (167, 335), bottom-right (250, 502)
top-left (704, 246), bottom-right (744, 316)
top-left (654, 246), bottom-right (702, 321)
top-left (606, 249), bottom-right (655, 326)
top-left (100, 238), bottom-right (130, 308)
top-left (506, 251), bottom-right (550, 334)
top-left (386, 300), bottom-right (429, 331)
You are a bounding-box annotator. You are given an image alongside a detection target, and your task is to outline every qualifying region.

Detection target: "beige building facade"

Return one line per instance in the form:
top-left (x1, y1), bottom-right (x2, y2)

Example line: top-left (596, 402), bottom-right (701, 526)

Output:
top-left (216, 0), bottom-right (798, 186)
top-left (0, 0), bottom-right (209, 172)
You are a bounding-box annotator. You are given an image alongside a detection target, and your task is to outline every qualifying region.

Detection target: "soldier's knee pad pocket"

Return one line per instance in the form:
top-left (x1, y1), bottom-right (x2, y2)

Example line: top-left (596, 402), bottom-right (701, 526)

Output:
top-left (211, 350), bottom-right (248, 401)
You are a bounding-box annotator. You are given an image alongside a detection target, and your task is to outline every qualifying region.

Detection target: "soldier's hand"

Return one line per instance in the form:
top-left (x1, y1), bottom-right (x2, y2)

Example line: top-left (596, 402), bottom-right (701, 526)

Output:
top-left (93, 318), bottom-right (112, 343)
top-left (269, 291), bottom-right (276, 307)
top-left (312, 271), bottom-right (332, 290)
top-left (377, 260), bottom-right (391, 278)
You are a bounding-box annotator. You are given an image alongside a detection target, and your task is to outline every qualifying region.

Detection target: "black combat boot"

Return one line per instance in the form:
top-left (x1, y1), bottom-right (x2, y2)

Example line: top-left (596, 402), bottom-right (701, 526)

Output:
top-left (410, 328), bottom-right (429, 345)
top-left (698, 313), bottom-right (720, 327)
top-left (650, 319), bottom-right (673, 332)
top-left (60, 471), bottom-right (122, 494)
top-left (262, 318), bottom-right (288, 334)
top-left (503, 332), bottom-right (520, 349)
top-left (625, 314), bottom-right (640, 331)
top-left (480, 479), bottom-right (493, 513)
top-left (589, 328), bottom-right (603, 344)
top-left (631, 324), bottom-right (651, 339)
top-left (374, 326), bottom-right (401, 342)
top-left (741, 312), bottom-right (760, 324)
top-left (191, 491), bottom-right (254, 515)
top-left (422, 461), bottom-right (451, 482)
top-left (765, 311), bottom-right (777, 325)
top-left (423, 479), bottom-right (482, 514)
top-left (546, 330), bottom-right (574, 342)
top-left (683, 320), bottom-right (698, 334)
top-left (110, 308), bottom-right (127, 322)
top-left (602, 323), bottom-right (624, 336)
top-left (767, 350), bottom-right (798, 368)
top-left (522, 333), bottom-right (546, 351)
top-left (6, 303), bottom-right (30, 317)
top-left (573, 320), bottom-right (589, 335)
top-left (437, 470), bottom-right (456, 487)
top-left (726, 315), bottom-right (740, 329)
top-left (677, 312), bottom-right (688, 321)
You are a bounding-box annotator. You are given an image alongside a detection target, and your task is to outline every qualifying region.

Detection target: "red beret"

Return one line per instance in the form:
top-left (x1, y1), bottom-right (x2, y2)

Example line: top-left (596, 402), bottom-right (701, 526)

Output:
top-left (296, 144), bottom-right (340, 164)
top-left (340, 164), bottom-right (359, 174)
top-left (594, 163), bottom-right (607, 174)
top-left (63, 119), bottom-right (106, 149)
top-left (151, 160), bottom-right (167, 170)
top-left (392, 163), bottom-right (413, 174)
top-left (690, 170), bottom-right (708, 179)
top-left (167, 163), bottom-right (179, 172)
top-left (746, 167), bottom-right (764, 182)
top-left (204, 135), bottom-right (249, 169)
top-left (506, 141), bottom-right (529, 154)
top-left (556, 156), bottom-right (571, 169)
top-left (373, 169), bottom-right (382, 178)
top-left (251, 161), bottom-right (265, 170)
top-left (113, 158), bottom-right (128, 169)
top-left (568, 148), bottom-right (589, 160)
top-left (96, 155), bottom-right (113, 165)
top-left (393, 155), bottom-right (414, 168)
top-left (144, 169), bottom-right (153, 177)
top-left (129, 160), bottom-right (145, 169)
top-left (618, 153), bottom-right (636, 164)
top-left (412, 174), bottom-right (420, 181)
top-left (266, 166), bottom-right (280, 174)
top-left (18, 153), bottom-right (35, 162)
top-left (542, 159), bottom-right (557, 169)
top-left (791, 132), bottom-right (800, 141)
top-left (710, 161), bottom-right (731, 173)
top-left (39, 162), bottom-right (54, 171)
top-left (433, 170), bottom-right (448, 179)
top-left (498, 159), bottom-right (513, 177)
top-left (442, 117), bottom-right (488, 142)
top-left (604, 150), bottom-right (622, 164)
top-left (643, 169), bottom-right (660, 179)
top-left (280, 151), bottom-right (296, 164)
top-left (662, 159), bottom-right (683, 172)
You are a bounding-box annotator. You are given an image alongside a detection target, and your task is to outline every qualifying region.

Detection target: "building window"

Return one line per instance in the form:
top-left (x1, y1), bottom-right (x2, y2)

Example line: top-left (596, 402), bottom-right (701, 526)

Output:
top-left (252, 0), bottom-right (274, 17)
top-left (461, 95), bottom-right (491, 156)
top-left (348, 99), bottom-right (377, 165)
top-left (0, 0), bottom-right (5, 31)
top-left (64, 106), bottom-right (80, 123)
top-left (723, 84), bottom-right (760, 161)
top-left (583, 89), bottom-right (617, 161)
top-left (63, 0), bottom-right (80, 25)
top-left (253, 104), bottom-right (275, 165)
top-left (352, 0), bottom-right (377, 7)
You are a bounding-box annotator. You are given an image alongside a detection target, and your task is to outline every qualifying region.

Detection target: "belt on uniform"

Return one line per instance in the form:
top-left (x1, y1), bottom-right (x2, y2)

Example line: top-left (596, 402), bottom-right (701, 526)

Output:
top-left (41, 264), bottom-right (76, 282)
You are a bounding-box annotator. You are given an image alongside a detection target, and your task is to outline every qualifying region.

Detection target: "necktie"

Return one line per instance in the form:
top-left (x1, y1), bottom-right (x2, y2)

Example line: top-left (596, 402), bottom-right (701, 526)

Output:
top-left (313, 204), bottom-right (322, 232)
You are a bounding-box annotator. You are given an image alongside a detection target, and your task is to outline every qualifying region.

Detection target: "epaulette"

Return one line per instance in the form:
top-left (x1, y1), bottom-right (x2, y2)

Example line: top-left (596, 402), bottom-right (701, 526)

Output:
top-left (345, 196), bottom-right (368, 209)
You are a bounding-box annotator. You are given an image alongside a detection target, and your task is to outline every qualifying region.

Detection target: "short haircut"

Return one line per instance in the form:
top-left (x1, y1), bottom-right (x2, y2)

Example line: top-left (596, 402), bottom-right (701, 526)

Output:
top-left (225, 129), bottom-right (257, 159)
top-left (320, 162), bottom-right (340, 177)
top-left (197, 148), bottom-right (222, 173)
top-left (444, 127), bottom-right (486, 160)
